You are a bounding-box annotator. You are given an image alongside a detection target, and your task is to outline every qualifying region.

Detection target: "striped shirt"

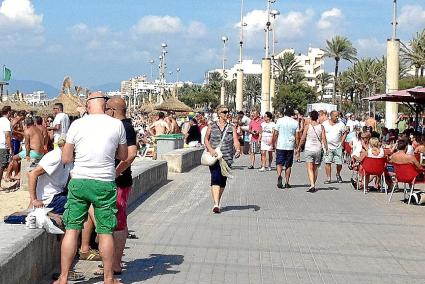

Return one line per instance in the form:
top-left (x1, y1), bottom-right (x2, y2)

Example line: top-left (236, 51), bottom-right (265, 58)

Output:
top-left (209, 122), bottom-right (234, 165)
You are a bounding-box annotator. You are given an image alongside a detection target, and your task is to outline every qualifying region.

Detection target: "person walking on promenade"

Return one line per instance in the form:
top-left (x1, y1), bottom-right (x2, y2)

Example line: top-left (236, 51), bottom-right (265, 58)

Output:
top-left (273, 108), bottom-right (299, 189)
top-left (204, 105), bottom-right (241, 213)
top-left (0, 106), bottom-right (12, 191)
top-left (323, 111), bottom-right (348, 183)
top-left (105, 97), bottom-right (138, 275)
top-left (296, 110), bottom-right (328, 192)
top-left (259, 111), bottom-right (275, 171)
top-left (294, 110), bottom-right (304, 163)
top-left (248, 110), bottom-right (262, 169)
top-left (49, 103), bottom-right (70, 148)
top-left (54, 92), bottom-right (127, 284)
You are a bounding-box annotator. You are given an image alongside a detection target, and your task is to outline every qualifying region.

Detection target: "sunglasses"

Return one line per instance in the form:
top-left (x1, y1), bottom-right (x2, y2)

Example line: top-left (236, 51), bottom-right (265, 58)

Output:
top-left (221, 110), bottom-right (229, 114)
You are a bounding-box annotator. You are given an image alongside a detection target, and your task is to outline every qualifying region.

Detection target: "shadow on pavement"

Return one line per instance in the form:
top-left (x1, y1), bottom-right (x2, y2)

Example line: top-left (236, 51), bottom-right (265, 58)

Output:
top-left (121, 254), bottom-right (184, 283)
top-left (317, 186), bottom-right (339, 191)
top-left (221, 205), bottom-right (260, 212)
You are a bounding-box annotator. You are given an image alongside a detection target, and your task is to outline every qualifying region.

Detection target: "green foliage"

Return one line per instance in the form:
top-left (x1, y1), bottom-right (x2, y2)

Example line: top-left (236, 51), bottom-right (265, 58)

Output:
top-left (244, 74), bottom-right (261, 110)
top-left (273, 83), bottom-right (316, 115)
top-left (179, 83), bottom-right (219, 108)
top-left (401, 29), bottom-right (425, 78)
top-left (399, 77), bottom-right (425, 90)
top-left (273, 52), bottom-right (305, 86)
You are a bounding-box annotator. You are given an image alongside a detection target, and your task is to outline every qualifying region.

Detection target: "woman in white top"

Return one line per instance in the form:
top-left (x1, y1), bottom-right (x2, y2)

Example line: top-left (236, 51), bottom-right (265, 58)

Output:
top-left (296, 110), bottom-right (328, 193)
top-left (259, 112), bottom-right (275, 171)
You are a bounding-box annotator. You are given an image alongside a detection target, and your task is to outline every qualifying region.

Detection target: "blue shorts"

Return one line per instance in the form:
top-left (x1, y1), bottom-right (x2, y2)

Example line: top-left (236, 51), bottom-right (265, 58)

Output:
top-left (11, 138), bottom-right (21, 156)
top-left (209, 161), bottom-right (227, 188)
top-left (47, 193), bottom-right (67, 215)
top-left (276, 149), bottom-right (294, 168)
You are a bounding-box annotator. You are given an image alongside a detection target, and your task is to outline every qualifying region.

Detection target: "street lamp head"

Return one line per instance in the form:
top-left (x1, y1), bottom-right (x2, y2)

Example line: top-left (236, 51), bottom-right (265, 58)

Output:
top-left (161, 43), bottom-right (167, 48)
top-left (269, 0), bottom-right (277, 3)
top-left (270, 9), bottom-right (280, 17)
top-left (149, 59), bottom-right (155, 64)
top-left (159, 55), bottom-right (163, 59)
top-left (176, 68), bottom-right (180, 72)
top-left (221, 36), bottom-right (228, 43)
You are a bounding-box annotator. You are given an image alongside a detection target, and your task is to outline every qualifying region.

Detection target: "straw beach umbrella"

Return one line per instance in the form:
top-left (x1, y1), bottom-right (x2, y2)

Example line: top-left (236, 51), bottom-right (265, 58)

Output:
top-left (154, 97), bottom-right (192, 112)
top-left (139, 103), bottom-right (156, 113)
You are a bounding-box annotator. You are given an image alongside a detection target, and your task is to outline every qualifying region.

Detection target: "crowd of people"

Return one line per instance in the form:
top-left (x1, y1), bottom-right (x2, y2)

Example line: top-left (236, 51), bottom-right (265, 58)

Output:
top-left (2, 96), bottom-right (425, 283)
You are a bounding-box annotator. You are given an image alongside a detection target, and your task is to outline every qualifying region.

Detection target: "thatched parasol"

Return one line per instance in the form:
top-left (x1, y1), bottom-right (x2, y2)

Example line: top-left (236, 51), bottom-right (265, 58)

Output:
top-left (154, 97), bottom-right (192, 112)
top-left (51, 93), bottom-right (84, 116)
top-left (0, 101), bottom-right (37, 112)
top-left (139, 103), bottom-right (156, 113)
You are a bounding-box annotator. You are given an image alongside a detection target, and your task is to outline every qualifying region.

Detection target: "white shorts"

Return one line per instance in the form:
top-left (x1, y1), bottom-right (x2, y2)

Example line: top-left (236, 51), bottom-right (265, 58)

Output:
top-left (261, 143), bottom-right (273, 151)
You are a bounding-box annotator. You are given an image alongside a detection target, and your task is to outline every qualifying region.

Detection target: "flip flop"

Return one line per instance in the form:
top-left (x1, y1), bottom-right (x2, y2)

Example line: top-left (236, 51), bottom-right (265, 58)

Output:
top-left (127, 232), bottom-right (138, 239)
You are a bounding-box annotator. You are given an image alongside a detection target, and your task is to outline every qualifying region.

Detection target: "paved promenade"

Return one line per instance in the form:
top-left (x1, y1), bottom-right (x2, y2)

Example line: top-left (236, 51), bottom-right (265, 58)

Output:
top-left (48, 157), bottom-right (425, 283)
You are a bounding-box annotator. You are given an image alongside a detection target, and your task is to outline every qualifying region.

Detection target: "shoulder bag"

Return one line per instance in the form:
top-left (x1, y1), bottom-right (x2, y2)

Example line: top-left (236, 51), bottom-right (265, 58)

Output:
top-left (311, 124), bottom-right (326, 162)
top-left (201, 123), bottom-right (230, 166)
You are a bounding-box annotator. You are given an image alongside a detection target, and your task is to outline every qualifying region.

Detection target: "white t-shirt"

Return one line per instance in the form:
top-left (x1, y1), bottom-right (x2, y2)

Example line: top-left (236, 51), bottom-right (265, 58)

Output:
top-left (53, 112), bottom-right (70, 143)
top-left (346, 119), bottom-right (360, 132)
top-left (274, 116), bottom-right (298, 150)
top-left (261, 121), bottom-right (275, 146)
top-left (36, 148), bottom-right (72, 205)
top-left (0, 117), bottom-right (11, 149)
top-left (323, 120), bottom-right (346, 150)
top-left (66, 114), bottom-right (127, 181)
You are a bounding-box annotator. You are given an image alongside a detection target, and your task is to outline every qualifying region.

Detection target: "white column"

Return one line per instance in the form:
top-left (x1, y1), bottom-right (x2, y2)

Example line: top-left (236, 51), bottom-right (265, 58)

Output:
top-left (236, 69), bottom-right (244, 111)
top-left (269, 77), bottom-right (276, 113)
top-left (385, 39), bottom-right (400, 129)
top-left (261, 58), bottom-right (271, 114)
top-left (220, 86), bottom-right (225, 105)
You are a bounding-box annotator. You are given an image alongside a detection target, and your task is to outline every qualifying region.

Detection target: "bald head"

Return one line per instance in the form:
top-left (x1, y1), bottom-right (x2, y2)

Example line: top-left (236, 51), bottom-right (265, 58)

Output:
top-left (106, 96), bottom-right (127, 119)
top-left (86, 92), bottom-right (107, 114)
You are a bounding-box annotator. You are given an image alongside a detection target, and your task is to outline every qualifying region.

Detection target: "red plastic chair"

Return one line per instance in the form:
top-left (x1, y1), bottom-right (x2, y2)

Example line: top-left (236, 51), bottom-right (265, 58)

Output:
top-left (360, 157), bottom-right (387, 194)
top-left (388, 163), bottom-right (423, 204)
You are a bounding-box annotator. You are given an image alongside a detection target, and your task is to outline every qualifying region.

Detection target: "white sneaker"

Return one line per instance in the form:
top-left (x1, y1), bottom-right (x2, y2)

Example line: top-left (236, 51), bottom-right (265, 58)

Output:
top-left (259, 167), bottom-right (266, 172)
top-left (267, 167), bottom-right (272, 171)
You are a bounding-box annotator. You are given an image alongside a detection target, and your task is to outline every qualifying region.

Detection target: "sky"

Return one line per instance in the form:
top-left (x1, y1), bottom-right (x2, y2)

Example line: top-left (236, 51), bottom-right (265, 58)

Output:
top-left (1, 0), bottom-right (425, 89)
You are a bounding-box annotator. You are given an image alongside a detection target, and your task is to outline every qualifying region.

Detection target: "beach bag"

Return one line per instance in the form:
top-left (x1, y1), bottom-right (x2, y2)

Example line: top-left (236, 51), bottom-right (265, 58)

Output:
top-left (201, 124), bottom-right (230, 166)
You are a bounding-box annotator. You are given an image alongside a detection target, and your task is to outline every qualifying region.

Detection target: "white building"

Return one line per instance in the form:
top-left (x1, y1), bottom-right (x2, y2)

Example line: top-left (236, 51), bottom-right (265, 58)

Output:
top-left (206, 59), bottom-right (262, 83)
top-left (24, 91), bottom-right (51, 105)
top-left (275, 47), bottom-right (326, 91)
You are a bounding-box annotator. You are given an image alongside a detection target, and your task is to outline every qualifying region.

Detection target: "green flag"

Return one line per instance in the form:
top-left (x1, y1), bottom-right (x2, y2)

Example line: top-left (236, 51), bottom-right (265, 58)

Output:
top-left (3, 67), bottom-right (11, 81)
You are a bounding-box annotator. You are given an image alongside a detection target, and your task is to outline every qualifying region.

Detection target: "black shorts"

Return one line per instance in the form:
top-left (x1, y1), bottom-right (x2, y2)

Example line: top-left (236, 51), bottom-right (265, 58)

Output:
top-left (209, 161), bottom-right (227, 188)
top-left (276, 149), bottom-right (294, 168)
top-left (0, 148), bottom-right (9, 169)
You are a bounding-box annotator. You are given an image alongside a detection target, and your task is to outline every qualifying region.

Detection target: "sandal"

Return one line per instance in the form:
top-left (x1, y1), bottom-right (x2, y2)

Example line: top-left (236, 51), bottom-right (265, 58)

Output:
top-left (94, 269), bottom-right (122, 276)
top-left (51, 271), bottom-right (85, 281)
top-left (127, 232), bottom-right (138, 239)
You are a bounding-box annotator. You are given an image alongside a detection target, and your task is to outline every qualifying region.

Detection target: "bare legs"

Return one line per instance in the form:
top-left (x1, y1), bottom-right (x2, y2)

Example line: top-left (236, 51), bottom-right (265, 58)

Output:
top-left (307, 162), bottom-right (318, 188)
top-left (54, 229), bottom-right (79, 284)
top-left (211, 185), bottom-right (225, 207)
top-left (325, 163), bottom-right (343, 182)
top-left (113, 228), bottom-right (127, 272)
top-left (261, 151), bottom-right (273, 169)
top-left (80, 206), bottom-right (95, 253)
top-left (277, 164), bottom-right (292, 186)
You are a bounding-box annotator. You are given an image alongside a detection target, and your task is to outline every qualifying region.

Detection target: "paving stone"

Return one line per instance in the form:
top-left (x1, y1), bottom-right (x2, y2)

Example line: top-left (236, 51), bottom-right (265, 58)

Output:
top-left (41, 156), bottom-right (425, 283)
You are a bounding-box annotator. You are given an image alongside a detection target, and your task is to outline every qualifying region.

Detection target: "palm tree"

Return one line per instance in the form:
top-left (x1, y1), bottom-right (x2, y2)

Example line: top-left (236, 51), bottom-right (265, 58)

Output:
top-left (244, 74), bottom-right (261, 110)
top-left (401, 29), bottom-right (425, 78)
top-left (273, 52), bottom-right (305, 86)
top-left (316, 73), bottom-right (333, 101)
top-left (324, 35), bottom-right (357, 104)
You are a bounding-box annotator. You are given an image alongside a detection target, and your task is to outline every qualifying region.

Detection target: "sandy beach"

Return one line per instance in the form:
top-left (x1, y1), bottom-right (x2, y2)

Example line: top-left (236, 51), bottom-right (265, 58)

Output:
top-left (0, 188), bottom-right (29, 218)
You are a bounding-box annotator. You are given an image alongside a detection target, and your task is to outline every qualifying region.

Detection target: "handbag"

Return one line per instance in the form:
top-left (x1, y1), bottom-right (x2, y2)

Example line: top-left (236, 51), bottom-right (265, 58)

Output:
top-left (201, 124), bottom-right (230, 166)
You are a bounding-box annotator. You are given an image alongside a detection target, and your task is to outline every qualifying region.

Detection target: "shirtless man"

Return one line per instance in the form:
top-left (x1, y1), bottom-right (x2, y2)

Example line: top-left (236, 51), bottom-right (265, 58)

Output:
top-left (149, 112), bottom-right (170, 135)
top-left (34, 116), bottom-right (49, 152)
top-left (7, 117), bottom-right (44, 179)
top-left (390, 139), bottom-right (422, 169)
top-left (365, 113), bottom-right (377, 131)
top-left (11, 111), bottom-right (26, 155)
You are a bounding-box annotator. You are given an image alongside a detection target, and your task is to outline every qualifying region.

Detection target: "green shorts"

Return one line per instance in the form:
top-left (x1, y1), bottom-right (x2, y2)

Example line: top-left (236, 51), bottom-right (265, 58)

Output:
top-left (18, 150), bottom-right (43, 160)
top-left (324, 146), bottom-right (343, 165)
top-left (63, 178), bottom-right (117, 234)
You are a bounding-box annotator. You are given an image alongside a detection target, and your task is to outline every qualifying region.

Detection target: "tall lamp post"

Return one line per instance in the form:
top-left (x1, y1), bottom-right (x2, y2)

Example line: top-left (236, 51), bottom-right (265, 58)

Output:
top-left (221, 36), bottom-right (228, 106)
top-left (261, 0), bottom-right (276, 114)
top-left (159, 43), bottom-right (168, 103)
top-left (385, 0), bottom-right (400, 129)
top-left (176, 67), bottom-right (181, 97)
top-left (269, 9), bottom-right (280, 113)
top-left (236, 0), bottom-right (246, 111)
top-left (149, 59), bottom-right (155, 82)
